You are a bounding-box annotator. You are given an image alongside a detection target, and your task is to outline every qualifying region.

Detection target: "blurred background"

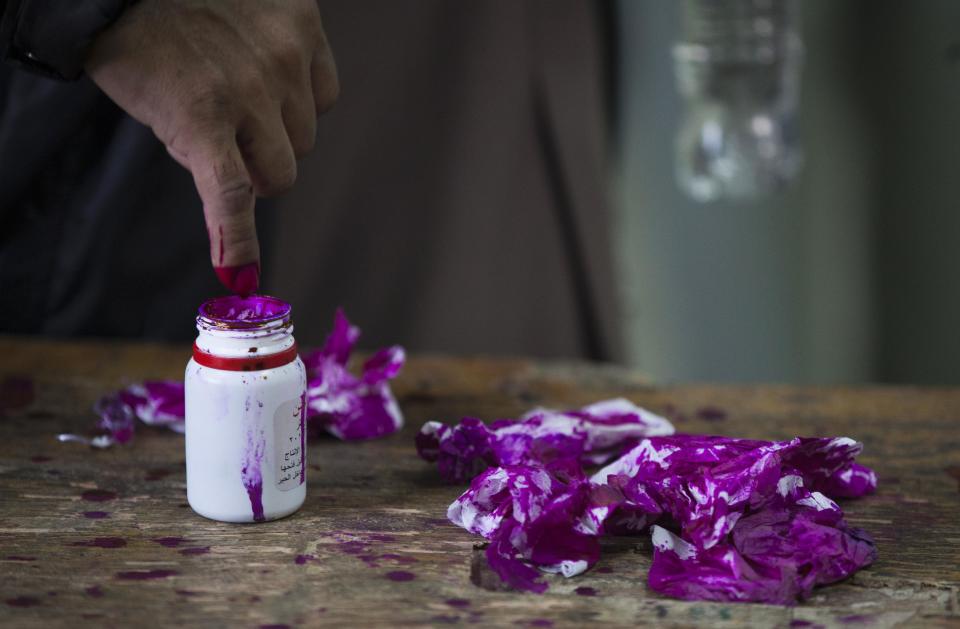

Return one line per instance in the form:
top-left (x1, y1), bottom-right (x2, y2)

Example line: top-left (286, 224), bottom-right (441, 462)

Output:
top-left (615, 0), bottom-right (960, 385)
top-left (3, 0), bottom-right (960, 386)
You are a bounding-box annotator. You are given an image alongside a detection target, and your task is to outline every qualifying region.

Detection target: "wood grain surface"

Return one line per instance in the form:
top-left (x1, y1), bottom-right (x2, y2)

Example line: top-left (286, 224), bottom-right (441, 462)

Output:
top-left (0, 337), bottom-right (958, 628)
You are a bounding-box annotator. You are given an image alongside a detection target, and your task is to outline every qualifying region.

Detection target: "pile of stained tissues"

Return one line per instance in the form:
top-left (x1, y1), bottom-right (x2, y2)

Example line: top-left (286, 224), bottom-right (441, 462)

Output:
top-left (69, 311), bottom-right (877, 605)
top-left (416, 399), bottom-right (877, 604)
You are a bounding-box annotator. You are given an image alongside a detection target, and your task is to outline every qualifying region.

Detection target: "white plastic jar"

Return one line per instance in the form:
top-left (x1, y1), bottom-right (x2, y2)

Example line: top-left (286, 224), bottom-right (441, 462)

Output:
top-left (185, 295), bottom-right (307, 523)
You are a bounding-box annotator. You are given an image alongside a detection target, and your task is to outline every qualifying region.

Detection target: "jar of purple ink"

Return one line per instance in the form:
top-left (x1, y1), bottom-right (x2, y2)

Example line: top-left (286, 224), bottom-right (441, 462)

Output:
top-left (185, 295), bottom-right (307, 523)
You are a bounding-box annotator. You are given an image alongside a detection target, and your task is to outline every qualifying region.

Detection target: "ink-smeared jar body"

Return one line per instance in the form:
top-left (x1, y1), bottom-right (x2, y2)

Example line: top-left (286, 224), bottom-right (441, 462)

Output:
top-left (185, 296), bottom-right (306, 523)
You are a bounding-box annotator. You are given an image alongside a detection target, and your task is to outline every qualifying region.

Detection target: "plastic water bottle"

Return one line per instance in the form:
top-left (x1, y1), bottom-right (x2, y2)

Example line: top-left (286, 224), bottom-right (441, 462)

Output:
top-left (673, 0), bottom-right (804, 202)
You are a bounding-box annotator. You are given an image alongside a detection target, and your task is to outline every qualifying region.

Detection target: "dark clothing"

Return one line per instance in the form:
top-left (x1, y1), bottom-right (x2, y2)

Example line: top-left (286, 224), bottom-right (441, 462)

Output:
top-left (0, 0), bottom-right (214, 339)
top-left (0, 67), bottom-right (222, 338)
top-left (0, 0), bottom-right (621, 361)
top-left (1, 0), bottom-right (132, 79)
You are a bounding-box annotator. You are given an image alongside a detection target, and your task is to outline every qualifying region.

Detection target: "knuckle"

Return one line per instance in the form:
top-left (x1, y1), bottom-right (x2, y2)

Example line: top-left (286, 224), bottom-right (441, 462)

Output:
top-left (254, 160), bottom-right (297, 197)
top-left (215, 178), bottom-right (255, 212)
top-left (294, 0), bottom-right (323, 35)
top-left (296, 0), bottom-right (319, 18)
top-left (185, 80), bottom-right (231, 119)
top-left (271, 41), bottom-right (306, 71)
top-left (218, 177), bottom-right (254, 199)
top-left (227, 231), bottom-right (259, 256)
top-left (152, 116), bottom-right (180, 148)
top-left (315, 77), bottom-right (339, 114)
top-left (273, 161), bottom-right (298, 190)
top-left (292, 132), bottom-right (316, 158)
top-left (230, 69), bottom-right (269, 107)
top-left (289, 114), bottom-right (317, 157)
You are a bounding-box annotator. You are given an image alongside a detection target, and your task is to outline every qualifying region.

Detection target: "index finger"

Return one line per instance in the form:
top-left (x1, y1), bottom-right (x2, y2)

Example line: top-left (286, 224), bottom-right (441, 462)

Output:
top-left (186, 126), bottom-right (261, 296)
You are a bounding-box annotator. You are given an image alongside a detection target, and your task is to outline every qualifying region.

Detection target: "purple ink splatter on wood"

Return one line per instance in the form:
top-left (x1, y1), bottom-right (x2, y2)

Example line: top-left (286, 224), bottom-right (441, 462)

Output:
top-left (662, 405), bottom-right (688, 423)
top-left (445, 598), bottom-right (470, 608)
top-left (30, 455), bottom-right (52, 463)
top-left (259, 625), bottom-right (291, 629)
top-left (180, 546), bottom-right (210, 556)
top-left (526, 621), bottom-right (554, 628)
top-left (294, 554), bottom-right (313, 565)
top-left (0, 375), bottom-right (34, 410)
top-left (115, 569), bottom-right (178, 580)
top-left (697, 406), bottom-right (727, 422)
top-left (790, 621), bottom-right (813, 628)
top-left (574, 586), bottom-right (597, 596)
top-left (71, 537), bottom-right (126, 549)
top-left (358, 554), bottom-right (380, 567)
top-left (430, 615), bottom-right (459, 624)
top-left (838, 616), bottom-right (872, 624)
top-left (332, 533), bottom-right (407, 567)
top-left (6, 596), bottom-right (40, 607)
top-left (81, 489), bottom-right (117, 502)
top-left (946, 466), bottom-right (960, 492)
top-left (46, 591), bottom-right (57, 597)
top-left (152, 536), bottom-right (186, 548)
top-left (249, 595), bottom-right (262, 603)
top-left (339, 541), bottom-right (367, 555)
top-left (5, 556), bottom-right (36, 561)
top-left (85, 585), bottom-right (104, 598)
top-left (83, 511), bottom-right (110, 519)
top-left (385, 570), bottom-right (416, 582)
top-left (145, 468), bottom-right (172, 481)
top-left (367, 534), bottom-right (396, 542)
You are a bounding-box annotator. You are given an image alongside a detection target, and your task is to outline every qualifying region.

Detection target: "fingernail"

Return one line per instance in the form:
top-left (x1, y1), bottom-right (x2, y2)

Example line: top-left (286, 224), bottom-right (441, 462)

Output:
top-left (214, 262), bottom-right (260, 297)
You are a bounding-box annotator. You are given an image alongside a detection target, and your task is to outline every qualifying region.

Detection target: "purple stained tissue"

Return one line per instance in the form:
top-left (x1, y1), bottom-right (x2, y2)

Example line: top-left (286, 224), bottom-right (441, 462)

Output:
top-left (59, 381), bottom-right (187, 448)
top-left (301, 308), bottom-right (405, 440)
top-left (433, 404), bottom-right (878, 605)
top-left (416, 398), bottom-right (675, 483)
top-left (62, 309), bottom-right (404, 448)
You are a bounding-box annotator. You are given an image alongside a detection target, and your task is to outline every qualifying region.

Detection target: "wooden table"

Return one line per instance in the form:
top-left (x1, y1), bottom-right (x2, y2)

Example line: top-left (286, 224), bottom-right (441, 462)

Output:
top-left (1, 337), bottom-right (958, 628)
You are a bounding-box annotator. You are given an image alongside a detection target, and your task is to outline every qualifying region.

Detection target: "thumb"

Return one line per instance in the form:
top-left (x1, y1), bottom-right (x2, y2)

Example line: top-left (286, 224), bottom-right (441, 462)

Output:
top-left (187, 127), bottom-right (261, 296)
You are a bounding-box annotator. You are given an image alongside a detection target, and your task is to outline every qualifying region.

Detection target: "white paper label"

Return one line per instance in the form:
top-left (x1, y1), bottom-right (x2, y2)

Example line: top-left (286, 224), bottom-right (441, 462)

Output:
top-left (274, 397), bottom-right (305, 491)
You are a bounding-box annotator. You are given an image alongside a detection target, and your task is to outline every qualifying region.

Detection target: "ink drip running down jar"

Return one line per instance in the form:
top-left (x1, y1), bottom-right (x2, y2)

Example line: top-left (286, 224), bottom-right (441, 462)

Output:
top-left (185, 295), bottom-right (307, 523)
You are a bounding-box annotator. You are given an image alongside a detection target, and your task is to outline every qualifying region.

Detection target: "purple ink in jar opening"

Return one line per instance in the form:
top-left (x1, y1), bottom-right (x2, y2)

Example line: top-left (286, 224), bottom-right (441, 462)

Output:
top-left (198, 295), bottom-right (291, 328)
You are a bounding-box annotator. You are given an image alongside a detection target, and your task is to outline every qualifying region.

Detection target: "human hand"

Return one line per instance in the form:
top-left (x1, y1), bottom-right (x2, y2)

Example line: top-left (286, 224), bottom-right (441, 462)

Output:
top-left (85, 0), bottom-right (339, 295)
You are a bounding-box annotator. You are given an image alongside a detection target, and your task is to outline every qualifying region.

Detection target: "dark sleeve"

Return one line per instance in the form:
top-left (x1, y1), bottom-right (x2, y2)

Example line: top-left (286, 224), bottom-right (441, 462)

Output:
top-left (0, 0), bottom-right (133, 80)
